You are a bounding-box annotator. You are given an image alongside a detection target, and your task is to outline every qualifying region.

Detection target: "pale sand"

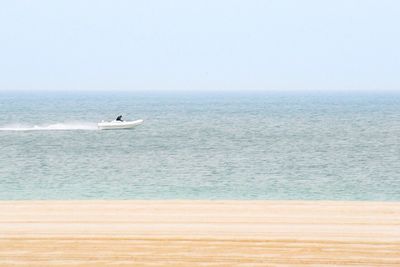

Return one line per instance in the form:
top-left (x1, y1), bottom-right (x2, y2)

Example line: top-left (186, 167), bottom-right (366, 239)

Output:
top-left (0, 201), bottom-right (399, 266)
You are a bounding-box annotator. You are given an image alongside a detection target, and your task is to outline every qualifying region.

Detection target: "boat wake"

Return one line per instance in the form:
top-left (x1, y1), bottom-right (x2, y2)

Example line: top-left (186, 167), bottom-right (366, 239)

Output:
top-left (0, 122), bottom-right (98, 131)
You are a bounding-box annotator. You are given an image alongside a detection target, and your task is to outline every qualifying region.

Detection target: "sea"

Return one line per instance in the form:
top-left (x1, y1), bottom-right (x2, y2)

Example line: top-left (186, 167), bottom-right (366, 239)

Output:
top-left (0, 91), bottom-right (399, 200)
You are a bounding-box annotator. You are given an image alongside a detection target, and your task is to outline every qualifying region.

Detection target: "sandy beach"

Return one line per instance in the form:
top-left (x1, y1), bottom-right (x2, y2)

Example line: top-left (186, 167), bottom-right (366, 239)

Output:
top-left (0, 201), bottom-right (399, 266)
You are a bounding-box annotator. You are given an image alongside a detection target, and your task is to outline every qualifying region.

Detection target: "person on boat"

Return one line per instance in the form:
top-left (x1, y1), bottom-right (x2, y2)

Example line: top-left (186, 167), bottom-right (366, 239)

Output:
top-left (116, 115), bottom-right (123, 122)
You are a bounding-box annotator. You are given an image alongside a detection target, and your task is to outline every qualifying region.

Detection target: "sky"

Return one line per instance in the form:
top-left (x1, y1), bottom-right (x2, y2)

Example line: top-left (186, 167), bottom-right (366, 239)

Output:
top-left (0, 0), bottom-right (399, 92)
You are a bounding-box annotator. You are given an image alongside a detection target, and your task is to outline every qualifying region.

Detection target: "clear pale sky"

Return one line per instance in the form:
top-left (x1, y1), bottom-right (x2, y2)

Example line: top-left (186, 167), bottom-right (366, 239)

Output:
top-left (0, 0), bottom-right (399, 92)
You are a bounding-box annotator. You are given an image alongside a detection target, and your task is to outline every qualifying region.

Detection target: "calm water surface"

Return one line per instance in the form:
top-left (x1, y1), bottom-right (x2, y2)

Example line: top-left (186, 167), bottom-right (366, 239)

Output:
top-left (0, 92), bottom-right (399, 200)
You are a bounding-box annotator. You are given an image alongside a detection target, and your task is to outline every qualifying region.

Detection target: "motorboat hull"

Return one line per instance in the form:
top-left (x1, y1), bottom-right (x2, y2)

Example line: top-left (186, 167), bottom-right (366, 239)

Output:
top-left (97, 119), bottom-right (143, 130)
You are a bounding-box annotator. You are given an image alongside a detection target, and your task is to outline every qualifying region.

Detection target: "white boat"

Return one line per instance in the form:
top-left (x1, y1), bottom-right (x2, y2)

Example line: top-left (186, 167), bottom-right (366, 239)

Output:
top-left (97, 119), bottom-right (143, 130)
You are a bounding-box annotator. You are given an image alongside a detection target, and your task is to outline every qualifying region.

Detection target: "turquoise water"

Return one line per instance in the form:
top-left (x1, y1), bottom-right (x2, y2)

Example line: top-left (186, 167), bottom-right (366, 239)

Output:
top-left (0, 91), bottom-right (399, 200)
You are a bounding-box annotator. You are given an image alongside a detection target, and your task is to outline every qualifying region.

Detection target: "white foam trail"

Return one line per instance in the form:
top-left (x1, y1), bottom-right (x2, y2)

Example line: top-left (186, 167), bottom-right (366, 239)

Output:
top-left (0, 122), bottom-right (98, 131)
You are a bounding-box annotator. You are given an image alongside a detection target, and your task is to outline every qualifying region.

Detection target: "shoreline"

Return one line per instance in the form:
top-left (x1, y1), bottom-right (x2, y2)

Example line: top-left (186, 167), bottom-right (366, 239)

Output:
top-left (1, 200), bottom-right (399, 266)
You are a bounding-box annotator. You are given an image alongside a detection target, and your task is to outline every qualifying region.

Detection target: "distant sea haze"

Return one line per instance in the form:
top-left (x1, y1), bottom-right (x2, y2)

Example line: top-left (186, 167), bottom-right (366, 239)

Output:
top-left (0, 91), bottom-right (399, 200)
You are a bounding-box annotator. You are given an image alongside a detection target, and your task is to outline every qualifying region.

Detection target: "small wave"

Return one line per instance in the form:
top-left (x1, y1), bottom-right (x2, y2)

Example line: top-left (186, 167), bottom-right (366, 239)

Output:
top-left (0, 122), bottom-right (98, 131)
